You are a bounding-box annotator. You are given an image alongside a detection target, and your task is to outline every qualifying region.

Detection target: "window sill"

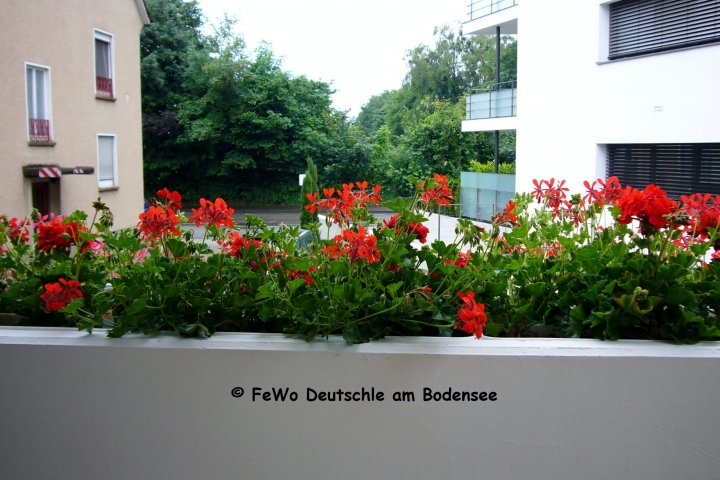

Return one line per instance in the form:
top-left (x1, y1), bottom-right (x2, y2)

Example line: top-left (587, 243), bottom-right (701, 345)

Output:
top-left (28, 141), bottom-right (56, 147)
top-left (99, 186), bottom-right (119, 192)
top-left (597, 42), bottom-right (720, 65)
top-left (95, 95), bottom-right (116, 102)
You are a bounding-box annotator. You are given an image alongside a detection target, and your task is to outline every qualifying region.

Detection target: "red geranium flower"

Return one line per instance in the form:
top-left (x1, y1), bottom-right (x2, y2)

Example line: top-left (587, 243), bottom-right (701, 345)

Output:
top-left (492, 200), bottom-right (520, 226)
top-left (36, 218), bottom-right (81, 253)
top-left (617, 184), bottom-right (677, 234)
top-left (40, 278), bottom-right (83, 312)
top-left (322, 225), bottom-right (381, 264)
top-left (137, 206), bottom-right (180, 241)
top-left (532, 179), bottom-right (570, 216)
top-left (383, 214), bottom-right (430, 244)
top-left (305, 183), bottom-right (381, 225)
top-left (228, 232), bottom-right (262, 259)
top-left (189, 198), bottom-right (235, 228)
top-left (583, 177), bottom-right (626, 207)
top-left (6, 217), bottom-right (30, 244)
top-left (455, 291), bottom-right (487, 339)
top-left (679, 193), bottom-right (720, 237)
top-left (156, 188), bottom-right (182, 211)
top-left (289, 266), bottom-right (316, 286)
top-left (420, 174), bottom-right (454, 207)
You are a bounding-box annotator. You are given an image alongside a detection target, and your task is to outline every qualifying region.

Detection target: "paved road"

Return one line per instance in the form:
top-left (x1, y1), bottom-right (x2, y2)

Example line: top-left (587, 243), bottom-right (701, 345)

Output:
top-left (181, 205), bottom-right (395, 239)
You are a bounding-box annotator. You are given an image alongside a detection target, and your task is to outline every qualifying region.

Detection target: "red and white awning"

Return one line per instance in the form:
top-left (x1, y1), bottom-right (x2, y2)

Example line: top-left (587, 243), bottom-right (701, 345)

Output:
top-left (38, 166), bottom-right (62, 178)
top-left (22, 165), bottom-right (95, 178)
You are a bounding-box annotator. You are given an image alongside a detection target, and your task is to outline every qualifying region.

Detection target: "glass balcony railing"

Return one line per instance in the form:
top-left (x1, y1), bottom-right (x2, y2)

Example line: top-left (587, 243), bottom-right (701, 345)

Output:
top-left (466, 81), bottom-right (517, 120)
top-left (466, 0), bottom-right (518, 22)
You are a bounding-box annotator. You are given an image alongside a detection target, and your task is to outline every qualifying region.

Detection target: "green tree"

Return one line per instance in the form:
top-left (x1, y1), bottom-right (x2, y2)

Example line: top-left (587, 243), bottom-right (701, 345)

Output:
top-left (145, 18), bottom-right (347, 204)
top-left (140, 0), bottom-right (205, 198)
top-left (356, 90), bottom-right (395, 135)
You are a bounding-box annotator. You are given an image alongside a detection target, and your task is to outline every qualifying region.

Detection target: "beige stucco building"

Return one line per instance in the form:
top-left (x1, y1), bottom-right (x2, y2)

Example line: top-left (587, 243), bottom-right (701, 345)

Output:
top-left (0, 0), bottom-right (150, 229)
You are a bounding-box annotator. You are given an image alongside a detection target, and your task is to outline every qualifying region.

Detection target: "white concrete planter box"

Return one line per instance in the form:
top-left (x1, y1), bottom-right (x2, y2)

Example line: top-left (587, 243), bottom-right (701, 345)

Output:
top-left (1, 327), bottom-right (719, 480)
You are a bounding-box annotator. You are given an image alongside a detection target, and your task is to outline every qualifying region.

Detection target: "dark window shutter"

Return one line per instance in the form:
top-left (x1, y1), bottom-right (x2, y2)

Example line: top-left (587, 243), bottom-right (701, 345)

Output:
top-left (609, 0), bottom-right (720, 60)
top-left (606, 144), bottom-right (720, 198)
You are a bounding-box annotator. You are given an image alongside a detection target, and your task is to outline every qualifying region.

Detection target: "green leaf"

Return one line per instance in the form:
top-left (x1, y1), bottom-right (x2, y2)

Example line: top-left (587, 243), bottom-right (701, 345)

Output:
top-left (613, 294), bottom-right (653, 318)
top-left (255, 285), bottom-right (274, 300)
top-left (287, 278), bottom-right (306, 292)
top-left (343, 324), bottom-right (361, 345)
top-left (284, 258), bottom-right (310, 272)
top-left (483, 321), bottom-right (499, 336)
top-left (78, 230), bottom-right (101, 242)
top-left (59, 298), bottom-right (84, 314)
top-left (124, 295), bottom-right (148, 316)
top-left (386, 281), bottom-right (404, 296)
top-left (165, 238), bottom-right (188, 259)
top-left (486, 282), bottom-right (506, 297)
top-left (329, 261), bottom-right (347, 276)
top-left (664, 288), bottom-right (694, 306)
top-left (569, 305), bottom-right (586, 335)
top-left (525, 283), bottom-right (546, 297)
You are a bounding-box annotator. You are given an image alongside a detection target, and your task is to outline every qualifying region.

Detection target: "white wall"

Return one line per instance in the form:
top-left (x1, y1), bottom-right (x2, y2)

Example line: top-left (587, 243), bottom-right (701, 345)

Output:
top-left (1, 327), bottom-right (719, 480)
top-left (507, 0), bottom-right (720, 195)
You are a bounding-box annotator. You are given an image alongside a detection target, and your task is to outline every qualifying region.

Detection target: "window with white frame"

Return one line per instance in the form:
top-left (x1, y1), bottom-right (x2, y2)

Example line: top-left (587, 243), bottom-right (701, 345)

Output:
top-left (26, 64), bottom-right (52, 142)
top-left (94, 30), bottom-right (113, 97)
top-left (97, 135), bottom-right (117, 188)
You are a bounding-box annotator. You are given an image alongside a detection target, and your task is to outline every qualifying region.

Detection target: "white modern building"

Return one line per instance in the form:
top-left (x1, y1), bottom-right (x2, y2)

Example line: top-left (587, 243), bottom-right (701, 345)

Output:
top-left (462, 0), bottom-right (720, 197)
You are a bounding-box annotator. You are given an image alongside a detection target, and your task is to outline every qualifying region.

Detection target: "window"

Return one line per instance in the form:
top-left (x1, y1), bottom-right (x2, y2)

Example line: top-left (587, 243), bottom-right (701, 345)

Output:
top-left (94, 30), bottom-right (113, 98)
top-left (609, 0), bottom-right (720, 60)
top-left (97, 135), bottom-right (117, 188)
top-left (26, 64), bottom-right (52, 143)
top-left (606, 143), bottom-right (720, 198)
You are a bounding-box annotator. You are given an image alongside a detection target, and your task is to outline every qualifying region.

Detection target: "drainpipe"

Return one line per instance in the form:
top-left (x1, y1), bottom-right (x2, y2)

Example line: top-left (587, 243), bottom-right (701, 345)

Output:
top-left (494, 26), bottom-right (500, 174)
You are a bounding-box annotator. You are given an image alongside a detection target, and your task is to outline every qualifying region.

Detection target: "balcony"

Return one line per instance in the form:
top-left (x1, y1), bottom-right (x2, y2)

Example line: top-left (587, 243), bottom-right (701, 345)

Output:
top-left (466, 81), bottom-right (517, 119)
top-left (96, 76), bottom-right (113, 98)
top-left (463, 0), bottom-right (519, 36)
top-left (466, 0), bottom-right (517, 22)
top-left (28, 118), bottom-right (52, 143)
top-left (463, 81), bottom-right (517, 132)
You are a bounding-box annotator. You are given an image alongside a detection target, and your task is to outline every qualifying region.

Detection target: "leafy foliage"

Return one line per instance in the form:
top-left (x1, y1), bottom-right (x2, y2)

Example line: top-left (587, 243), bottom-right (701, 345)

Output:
top-left (468, 160), bottom-right (516, 174)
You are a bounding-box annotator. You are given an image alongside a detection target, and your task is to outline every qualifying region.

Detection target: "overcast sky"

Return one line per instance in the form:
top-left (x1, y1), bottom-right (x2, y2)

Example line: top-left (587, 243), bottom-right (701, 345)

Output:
top-left (196, 0), bottom-right (468, 117)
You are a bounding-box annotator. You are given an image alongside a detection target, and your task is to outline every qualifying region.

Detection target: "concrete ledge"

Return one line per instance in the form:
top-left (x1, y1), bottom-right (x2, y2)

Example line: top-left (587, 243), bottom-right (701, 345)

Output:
top-left (462, 115), bottom-right (517, 132)
top-left (1, 328), bottom-right (719, 479)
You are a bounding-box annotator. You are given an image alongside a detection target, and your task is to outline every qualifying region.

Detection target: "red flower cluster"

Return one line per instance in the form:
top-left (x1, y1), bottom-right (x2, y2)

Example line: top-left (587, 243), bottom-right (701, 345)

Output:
top-left (37, 217), bottom-right (81, 253)
top-left (491, 200), bottom-right (520, 227)
top-left (156, 188), bottom-right (182, 211)
top-left (323, 226), bottom-right (381, 264)
top-left (532, 178), bottom-right (569, 211)
top-left (305, 182), bottom-right (382, 225)
top-left (383, 214), bottom-right (430, 244)
top-left (679, 193), bottom-right (720, 237)
top-left (6, 217), bottom-right (30, 244)
top-left (617, 184), bottom-right (677, 233)
top-left (530, 241), bottom-right (562, 258)
top-left (289, 266), bottom-right (316, 286)
top-left (419, 174), bottom-right (454, 207)
top-left (456, 291), bottom-right (487, 339)
top-left (583, 176), bottom-right (626, 207)
top-left (40, 278), bottom-right (83, 312)
top-left (228, 232), bottom-right (262, 259)
top-left (189, 198), bottom-right (235, 228)
top-left (137, 206), bottom-right (180, 241)
top-left (444, 251), bottom-right (470, 268)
